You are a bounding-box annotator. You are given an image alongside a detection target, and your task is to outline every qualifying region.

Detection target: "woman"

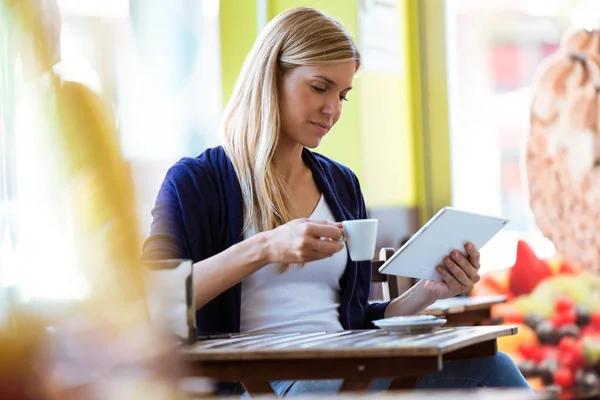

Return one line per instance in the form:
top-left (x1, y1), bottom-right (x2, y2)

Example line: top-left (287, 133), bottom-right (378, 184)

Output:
top-left (142, 7), bottom-right (530, 395)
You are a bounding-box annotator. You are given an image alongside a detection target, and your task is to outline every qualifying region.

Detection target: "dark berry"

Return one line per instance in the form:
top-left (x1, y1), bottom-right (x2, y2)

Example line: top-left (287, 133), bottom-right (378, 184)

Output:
top-left (518, 359), bottom-right (536, 378)
top-left (536, 358), bottom-right (559, 385)
top-left (575, 305), bottom-right (591, 327)
top-left (524, 313), bottom-right (545, 330)
top-left (537, 320), bottom-right (560, 345)
top-left (558, 324), bottom-right (581, 341)
top-left (575, 370), bottom-right (600, 391)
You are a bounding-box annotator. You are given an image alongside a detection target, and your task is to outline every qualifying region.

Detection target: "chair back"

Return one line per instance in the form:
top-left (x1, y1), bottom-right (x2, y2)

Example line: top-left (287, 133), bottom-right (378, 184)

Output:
top-left (371, 248), bottom-right (399, 300)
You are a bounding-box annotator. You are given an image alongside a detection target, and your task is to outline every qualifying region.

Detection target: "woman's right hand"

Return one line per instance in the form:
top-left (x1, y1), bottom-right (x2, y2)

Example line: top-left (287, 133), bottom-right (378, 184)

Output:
top-left (262, 218), bottom-right (345, 264)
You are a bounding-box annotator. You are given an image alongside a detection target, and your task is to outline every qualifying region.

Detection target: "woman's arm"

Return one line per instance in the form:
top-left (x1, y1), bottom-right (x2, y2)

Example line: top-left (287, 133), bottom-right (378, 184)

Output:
top-left (141, 159), bottom-right (270, 310)
top-left (383, 280), bottom-right (437, 318)
top-left (143, 158), bottom-right (344, 310)
top-left (383, 243), bottom-right (482, 318)
top-left (190, 232), bottom-right (270, 309)
top-left (192, 220), bottom-right (344, 309)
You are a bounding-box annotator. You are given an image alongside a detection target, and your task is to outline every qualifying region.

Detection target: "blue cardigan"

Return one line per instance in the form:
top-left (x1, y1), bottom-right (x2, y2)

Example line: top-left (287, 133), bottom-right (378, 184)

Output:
top-left (142, 146), bottom-right (389, 333)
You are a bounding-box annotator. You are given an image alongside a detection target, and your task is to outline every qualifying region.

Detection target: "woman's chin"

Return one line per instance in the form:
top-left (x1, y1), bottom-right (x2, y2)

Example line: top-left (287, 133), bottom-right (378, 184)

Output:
top-left (302, 137), bottom-right (323, 149)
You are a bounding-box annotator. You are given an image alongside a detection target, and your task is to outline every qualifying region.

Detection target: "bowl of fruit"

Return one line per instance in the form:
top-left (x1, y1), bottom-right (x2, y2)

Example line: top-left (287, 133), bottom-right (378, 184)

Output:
top-left (497, 294), bottom-right (600, 398)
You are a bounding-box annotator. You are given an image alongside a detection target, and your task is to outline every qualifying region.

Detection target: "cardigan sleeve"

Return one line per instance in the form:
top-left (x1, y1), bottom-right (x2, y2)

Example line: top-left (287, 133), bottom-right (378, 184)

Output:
top-left (350, 172), bottom-right (391, 328)
top-left (141, 158), bottom-right (220, 263)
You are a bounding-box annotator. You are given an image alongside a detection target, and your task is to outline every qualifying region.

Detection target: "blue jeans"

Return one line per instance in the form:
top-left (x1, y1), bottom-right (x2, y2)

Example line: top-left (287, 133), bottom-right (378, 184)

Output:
top-left (237, 352), bottom-right (530, 397)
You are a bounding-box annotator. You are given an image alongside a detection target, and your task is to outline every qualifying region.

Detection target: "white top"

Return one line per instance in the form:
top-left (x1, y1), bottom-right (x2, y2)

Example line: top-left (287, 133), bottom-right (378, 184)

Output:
top-left (240, 195), bottom-right (347, 333)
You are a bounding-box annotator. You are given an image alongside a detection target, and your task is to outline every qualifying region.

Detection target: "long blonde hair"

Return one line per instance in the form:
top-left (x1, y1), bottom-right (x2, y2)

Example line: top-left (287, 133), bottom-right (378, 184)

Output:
top-left (221, 7), bottom-right (360, 239)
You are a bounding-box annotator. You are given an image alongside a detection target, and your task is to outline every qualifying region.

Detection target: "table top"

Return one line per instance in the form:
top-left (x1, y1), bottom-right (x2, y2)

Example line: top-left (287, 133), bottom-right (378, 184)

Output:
top-left (180, 325), bottom-right (517, 361)
top-left (423, 295), bottom-right (507, 316)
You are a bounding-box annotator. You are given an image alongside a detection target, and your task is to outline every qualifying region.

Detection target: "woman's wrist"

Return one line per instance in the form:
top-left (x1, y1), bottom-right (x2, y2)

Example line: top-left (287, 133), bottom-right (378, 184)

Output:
top-left (250, 230), bottom-right (273, 266)
top-left (416, 279), bottom-right (439, 304)
top-left (384, 280), bottom-right (438, 318)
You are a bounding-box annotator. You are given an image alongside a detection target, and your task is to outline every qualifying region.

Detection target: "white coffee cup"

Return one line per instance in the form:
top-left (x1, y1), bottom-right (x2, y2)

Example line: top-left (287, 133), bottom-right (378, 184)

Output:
top-left (341, 219), bottom-right (378, 261)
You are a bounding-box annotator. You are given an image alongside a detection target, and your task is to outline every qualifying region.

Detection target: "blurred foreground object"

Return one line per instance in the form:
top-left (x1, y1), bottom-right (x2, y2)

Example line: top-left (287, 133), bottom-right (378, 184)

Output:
top-left (0, 0), bottom-right (210, 398)
top-left (474, 240), bottom-right (600, 397)
top-left (527, 29), bottom-right (600, 273)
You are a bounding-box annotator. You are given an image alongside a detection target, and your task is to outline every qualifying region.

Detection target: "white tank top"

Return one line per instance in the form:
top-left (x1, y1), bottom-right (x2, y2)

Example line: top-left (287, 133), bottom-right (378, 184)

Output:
top-left (240, 195), bottom-right (347, 333)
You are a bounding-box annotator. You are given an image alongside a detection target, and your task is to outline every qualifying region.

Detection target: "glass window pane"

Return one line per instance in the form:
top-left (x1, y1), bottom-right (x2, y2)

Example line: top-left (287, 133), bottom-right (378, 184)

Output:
top-left (446, 0), bottom-right (600, 273)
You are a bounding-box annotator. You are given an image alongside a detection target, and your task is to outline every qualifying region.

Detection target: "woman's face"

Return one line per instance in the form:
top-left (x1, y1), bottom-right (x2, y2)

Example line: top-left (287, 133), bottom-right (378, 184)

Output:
top-left (278, 61), bottom-right (356, 149)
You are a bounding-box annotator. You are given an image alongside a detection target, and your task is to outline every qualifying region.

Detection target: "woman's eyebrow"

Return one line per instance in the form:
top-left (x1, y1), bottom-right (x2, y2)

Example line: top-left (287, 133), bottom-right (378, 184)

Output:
top-left (313, 75), bottom-right (353, 91)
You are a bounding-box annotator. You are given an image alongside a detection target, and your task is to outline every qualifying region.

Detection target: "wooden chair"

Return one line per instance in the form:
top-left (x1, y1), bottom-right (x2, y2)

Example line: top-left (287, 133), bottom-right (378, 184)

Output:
top-left (371, 247), bottom-right (400, 301)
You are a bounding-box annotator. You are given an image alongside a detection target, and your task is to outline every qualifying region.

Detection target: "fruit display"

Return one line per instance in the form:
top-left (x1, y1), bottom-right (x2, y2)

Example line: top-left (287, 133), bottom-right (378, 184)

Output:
top-left (474, 239), bottom-right (600, 397)
top-left (497, 295), bottom-right (600, 396)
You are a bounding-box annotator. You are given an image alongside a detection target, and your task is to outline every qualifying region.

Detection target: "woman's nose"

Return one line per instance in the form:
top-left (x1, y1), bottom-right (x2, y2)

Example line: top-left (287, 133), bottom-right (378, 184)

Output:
top-left (322, 97), bottom-right (341, 117)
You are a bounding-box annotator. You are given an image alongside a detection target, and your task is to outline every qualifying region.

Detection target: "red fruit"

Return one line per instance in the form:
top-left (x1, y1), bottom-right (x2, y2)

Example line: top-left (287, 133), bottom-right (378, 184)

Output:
top-left (558, 261), bottom-right (578, 274)
top-left (551, 311), bottom-right (577, 327)
top-left (557, 338), bottom-right (586, 369)
top-left (558, 351), bottom-right (587, 369)
top-left (508, 241), bottom-right (552, 297)
top-left (537, 345), bottom-right (558, 363)
top-left (554, 368), bottom-right (575, 387)
top-left (518, 342), bottom-right (540, 360)
top-left (558, 337), bottom-right (578, 353)
top-left (550, 314), bottom-right (563, 327)
top-left (503, 310), bottom-right (524, 324)
top-left (581, 325), bottom-right (600, 337)
top-left (591, 311), bottom-right (600, 328)
top-left (555, 295), bottom-right (575, 314)
top-left (563, 310), bottom-right (577, 325)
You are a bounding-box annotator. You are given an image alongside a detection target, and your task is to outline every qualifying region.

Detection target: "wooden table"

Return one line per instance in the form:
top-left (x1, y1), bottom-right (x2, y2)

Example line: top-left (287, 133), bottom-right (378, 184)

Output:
top-left (180, 325), bottom-right (517, 397)
top-left (422, 295), bottom-right (507, 326)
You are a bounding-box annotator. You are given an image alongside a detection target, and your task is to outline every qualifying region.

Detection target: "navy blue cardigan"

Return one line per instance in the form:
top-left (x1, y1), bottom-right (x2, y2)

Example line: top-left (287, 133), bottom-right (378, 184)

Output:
top-left (142, 146), bottom-right (389, 333)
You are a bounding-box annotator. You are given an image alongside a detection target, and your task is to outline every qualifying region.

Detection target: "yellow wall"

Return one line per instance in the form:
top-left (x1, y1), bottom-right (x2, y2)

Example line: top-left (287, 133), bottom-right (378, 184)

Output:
top-left (219, 1), bottom-right (422, 209)
top-left (219, 0), bottom-right (257, 108)
top-left (359, 72), bottom-right (415, 208)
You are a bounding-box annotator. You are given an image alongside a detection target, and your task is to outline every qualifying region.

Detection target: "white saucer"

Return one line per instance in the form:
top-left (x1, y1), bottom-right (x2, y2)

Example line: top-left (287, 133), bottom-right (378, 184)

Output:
top-left (373, 315), bottom-right (447, 334)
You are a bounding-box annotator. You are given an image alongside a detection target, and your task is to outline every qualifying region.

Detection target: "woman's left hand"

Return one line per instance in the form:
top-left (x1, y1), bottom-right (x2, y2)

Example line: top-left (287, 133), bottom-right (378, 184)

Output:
top-left (423, 242), bottom-right (481, 300)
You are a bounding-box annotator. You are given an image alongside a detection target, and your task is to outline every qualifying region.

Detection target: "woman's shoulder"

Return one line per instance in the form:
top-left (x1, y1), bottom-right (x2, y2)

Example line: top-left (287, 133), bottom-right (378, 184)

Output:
top-left (164, 146), bottom-right (231, 187)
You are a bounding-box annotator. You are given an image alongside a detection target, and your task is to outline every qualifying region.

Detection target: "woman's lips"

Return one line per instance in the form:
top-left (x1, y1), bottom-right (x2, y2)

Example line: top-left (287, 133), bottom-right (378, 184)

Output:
top-left (310, 121), bottom-right (331, 134)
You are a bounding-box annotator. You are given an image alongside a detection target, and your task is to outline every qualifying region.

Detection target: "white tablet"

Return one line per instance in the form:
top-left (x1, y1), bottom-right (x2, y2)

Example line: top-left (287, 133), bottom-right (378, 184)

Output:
top-left (378, 207), bottom-right (509, 281)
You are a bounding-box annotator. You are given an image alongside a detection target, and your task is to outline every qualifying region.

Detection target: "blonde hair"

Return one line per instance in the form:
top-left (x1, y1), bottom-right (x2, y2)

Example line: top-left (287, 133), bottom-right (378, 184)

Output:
top-left (221, 7), bottom-right (360, 243)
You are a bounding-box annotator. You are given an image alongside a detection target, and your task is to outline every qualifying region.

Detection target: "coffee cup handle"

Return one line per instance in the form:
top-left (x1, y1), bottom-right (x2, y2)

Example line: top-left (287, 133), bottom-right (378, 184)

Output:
top-left (339, 229), bottom-right (347, 242)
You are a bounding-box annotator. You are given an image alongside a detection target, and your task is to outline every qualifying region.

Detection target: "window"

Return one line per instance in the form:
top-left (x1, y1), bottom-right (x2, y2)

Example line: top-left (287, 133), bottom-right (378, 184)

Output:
top-left (446, 0), bottom-right (600, 272)
top-left (0, 0), bottom-right (222, 301)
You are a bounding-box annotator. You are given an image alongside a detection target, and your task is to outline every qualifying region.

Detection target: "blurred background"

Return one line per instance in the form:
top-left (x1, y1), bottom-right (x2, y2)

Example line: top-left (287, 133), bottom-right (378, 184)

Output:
top-left (2, 0), bottom-right (600, 397)
top-left (2, 0), bottom-right (598, 301)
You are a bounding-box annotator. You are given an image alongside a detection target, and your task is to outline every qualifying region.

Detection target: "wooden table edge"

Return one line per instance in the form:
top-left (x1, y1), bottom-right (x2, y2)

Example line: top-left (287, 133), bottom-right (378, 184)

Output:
top-left (180, 326), bottom-right (519, 361)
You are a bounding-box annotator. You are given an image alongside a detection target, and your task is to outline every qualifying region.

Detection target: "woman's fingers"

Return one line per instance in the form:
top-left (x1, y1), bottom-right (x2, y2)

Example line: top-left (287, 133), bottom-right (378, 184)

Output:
top-left (464, 242), bottom-right (481, 270)
top-left (443, 256), bottom-right (473, 288)
top-left (450, 251), bottom-right (479, 283)
top-left (309, 237), bottom-right (344, 254)
top-left (436, 265), bottom-right (461, 290)
top-left (305, 221), bottom-right (344, 241)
